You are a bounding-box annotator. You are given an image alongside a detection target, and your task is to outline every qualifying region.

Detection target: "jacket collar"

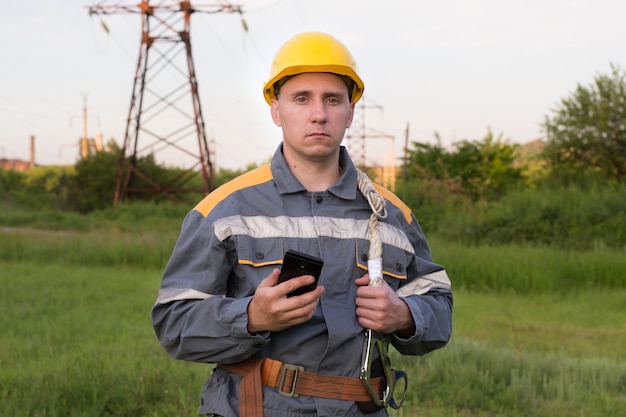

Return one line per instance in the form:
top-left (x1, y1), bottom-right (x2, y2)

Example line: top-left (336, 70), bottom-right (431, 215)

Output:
top-left (271, 144), bottom-right (358, 200)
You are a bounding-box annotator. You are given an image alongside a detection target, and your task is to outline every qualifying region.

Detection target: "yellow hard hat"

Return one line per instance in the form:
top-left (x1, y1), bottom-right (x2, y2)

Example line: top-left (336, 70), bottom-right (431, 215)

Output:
top-left (263, 32), bottom-right (365, 105)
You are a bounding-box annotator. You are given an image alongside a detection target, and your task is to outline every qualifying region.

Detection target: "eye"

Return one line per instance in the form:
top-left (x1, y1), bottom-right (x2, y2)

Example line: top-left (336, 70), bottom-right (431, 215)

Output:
top-left (326, 96), bottom-right (343, 105)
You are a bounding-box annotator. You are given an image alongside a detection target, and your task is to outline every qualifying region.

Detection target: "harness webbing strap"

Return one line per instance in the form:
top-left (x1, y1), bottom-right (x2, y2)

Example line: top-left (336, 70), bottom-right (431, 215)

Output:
top-left (219, 357), bottom-right (382, 416)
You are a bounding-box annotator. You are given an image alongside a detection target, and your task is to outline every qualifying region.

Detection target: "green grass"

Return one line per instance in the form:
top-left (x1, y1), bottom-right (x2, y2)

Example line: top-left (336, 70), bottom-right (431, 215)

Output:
top-left (0, 227), bottom-right (178, 268)
top-left (428, 236), bottom-right (626, 293)
top-left (0, 262), bottom-right (208, 417)
top-left (387, 286), bottom-right (626, 416)
top-left (1, 228), bottom-right (625, 416)
top-left (390, 338), bottom-right (626, 417)
top-left (452, 290), bottom-right (626, 361)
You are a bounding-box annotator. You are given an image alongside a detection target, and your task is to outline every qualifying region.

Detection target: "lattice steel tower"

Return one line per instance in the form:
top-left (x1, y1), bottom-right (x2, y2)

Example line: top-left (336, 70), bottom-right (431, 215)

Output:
top-left (88, 1), bottom-right (243, 205)
top-left (345, 98), bottom-right (396, 189)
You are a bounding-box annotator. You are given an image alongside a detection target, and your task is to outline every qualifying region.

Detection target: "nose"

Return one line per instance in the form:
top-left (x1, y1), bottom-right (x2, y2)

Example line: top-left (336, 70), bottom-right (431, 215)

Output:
top-left (310, 98), bottom-right (328, 124)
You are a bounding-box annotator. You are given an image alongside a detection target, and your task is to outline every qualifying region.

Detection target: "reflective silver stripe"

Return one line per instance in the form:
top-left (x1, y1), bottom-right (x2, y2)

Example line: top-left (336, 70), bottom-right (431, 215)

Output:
top-left (156, 288), bottom-right (214, 305)
top-left (213, 215), bottom-right (414, 254)
top-left (396, 270), bottom-right (451, 297)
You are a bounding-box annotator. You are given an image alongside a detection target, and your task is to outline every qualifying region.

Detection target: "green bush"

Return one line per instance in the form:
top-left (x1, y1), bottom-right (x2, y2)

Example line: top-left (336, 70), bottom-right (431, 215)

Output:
top-left (438, 183), bottom-right (626, 250)
top-left (0, 166), bottom-right (74, 210)
top-left (395, 178), bottom-right (471, 233)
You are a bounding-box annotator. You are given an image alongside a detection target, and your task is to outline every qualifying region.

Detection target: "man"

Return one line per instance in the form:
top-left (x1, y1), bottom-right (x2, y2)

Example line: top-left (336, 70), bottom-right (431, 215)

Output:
top-left (152, 32), bottom-right (453, 417)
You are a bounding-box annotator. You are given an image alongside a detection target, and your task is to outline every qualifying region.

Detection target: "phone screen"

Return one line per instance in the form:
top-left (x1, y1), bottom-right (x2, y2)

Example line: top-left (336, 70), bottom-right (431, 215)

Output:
top-left (277, 250), bottom-right (324, 297)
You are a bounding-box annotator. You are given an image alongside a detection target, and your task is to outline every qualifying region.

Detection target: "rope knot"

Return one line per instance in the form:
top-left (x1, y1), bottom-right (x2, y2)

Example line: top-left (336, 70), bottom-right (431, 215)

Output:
top-left (356, 169), bottom-right (387, 220)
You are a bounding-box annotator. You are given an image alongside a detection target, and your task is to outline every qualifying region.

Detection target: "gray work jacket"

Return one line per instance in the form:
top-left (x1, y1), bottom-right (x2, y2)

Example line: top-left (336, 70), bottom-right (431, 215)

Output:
top-left (151, 145), bottom-right (453, 417)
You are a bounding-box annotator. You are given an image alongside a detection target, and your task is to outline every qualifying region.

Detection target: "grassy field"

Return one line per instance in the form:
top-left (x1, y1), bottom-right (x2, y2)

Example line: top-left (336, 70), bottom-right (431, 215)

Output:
top-left (1, 228), bottom-right (625, 416)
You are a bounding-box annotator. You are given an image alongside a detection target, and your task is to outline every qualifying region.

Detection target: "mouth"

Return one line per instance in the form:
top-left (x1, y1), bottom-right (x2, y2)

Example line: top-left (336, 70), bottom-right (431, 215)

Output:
top-left (307, 131), bottom-right (330, 139)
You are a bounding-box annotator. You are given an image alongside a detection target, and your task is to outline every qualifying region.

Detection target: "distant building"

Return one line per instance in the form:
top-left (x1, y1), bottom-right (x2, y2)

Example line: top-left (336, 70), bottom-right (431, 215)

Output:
top-left (1, 135), bottom-right (36, 171)
top-left (0, 158), bottom-right (32, 172)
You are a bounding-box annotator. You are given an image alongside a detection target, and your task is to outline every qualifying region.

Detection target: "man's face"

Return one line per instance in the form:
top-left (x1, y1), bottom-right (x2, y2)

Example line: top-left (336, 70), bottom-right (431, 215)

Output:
top-left (271, 72), bottom-right (355, 163)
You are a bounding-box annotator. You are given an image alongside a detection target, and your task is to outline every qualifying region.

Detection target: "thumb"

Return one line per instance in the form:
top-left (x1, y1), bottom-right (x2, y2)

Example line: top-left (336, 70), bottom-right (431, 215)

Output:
top-left (355, 274), bottom-right (370, 286)
top-left (258, 268), bottom-right (280, 288)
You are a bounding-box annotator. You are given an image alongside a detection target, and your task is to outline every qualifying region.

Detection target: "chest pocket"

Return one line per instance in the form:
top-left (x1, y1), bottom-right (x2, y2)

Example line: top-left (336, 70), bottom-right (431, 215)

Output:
top-left (228, 236), bottom-right (285, 297)
top-left (236, 236), bottom-right (284, 268)
top-left (355, 240), bottom-right (409, 291)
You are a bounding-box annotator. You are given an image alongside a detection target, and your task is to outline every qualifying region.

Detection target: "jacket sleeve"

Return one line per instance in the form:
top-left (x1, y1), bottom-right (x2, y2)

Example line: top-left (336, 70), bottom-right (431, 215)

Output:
top-left (151, 209), bottom-right (269, 364)
top-left (392, 288), bottom-right (453, 355)
top-left (391, 214), bottom-right (453, 356)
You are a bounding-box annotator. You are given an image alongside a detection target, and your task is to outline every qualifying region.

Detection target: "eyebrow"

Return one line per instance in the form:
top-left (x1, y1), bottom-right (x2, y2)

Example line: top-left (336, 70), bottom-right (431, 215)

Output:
top-left (287, 89), bottom-right (347, 100)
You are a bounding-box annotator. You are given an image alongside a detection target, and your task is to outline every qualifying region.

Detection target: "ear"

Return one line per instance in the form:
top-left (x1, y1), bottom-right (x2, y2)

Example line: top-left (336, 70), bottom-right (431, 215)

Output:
top-left (346, 103), bottom-right (355, 129)
top-left (270, 99), bottom-right (281, 127)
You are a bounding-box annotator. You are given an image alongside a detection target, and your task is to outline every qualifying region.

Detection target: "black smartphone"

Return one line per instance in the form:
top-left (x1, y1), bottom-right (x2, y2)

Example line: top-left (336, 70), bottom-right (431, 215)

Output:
top-left (277, 250), bottom-right (324, 297)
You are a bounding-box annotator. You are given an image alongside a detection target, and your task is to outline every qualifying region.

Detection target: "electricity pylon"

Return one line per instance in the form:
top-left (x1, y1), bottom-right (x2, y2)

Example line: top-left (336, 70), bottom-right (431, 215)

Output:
top-left (345, 98), bottom-right (396, 189)
top-left (87, 1), bottom-right (244, 206)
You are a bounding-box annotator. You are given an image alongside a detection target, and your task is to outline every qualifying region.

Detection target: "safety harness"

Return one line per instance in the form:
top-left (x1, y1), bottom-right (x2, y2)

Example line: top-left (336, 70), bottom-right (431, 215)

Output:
top-left (219, 169), bottom-right (407, 416)
top-left (219, 357), bottom-right (383, 417)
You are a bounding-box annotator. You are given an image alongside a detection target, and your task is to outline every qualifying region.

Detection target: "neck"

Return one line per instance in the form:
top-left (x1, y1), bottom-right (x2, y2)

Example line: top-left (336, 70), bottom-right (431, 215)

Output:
top-left (285, 152), bottom-right (342, 192)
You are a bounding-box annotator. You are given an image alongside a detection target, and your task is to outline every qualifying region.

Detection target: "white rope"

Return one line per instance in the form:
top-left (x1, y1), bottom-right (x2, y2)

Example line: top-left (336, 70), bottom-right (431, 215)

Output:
top-left (356, 169), bottom-right (387, 287)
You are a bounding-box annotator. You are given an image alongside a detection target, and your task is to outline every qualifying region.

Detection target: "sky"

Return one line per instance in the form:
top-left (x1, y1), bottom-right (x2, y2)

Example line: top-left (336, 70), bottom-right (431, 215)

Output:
top-left (1, 0), bottom-right (624, 170)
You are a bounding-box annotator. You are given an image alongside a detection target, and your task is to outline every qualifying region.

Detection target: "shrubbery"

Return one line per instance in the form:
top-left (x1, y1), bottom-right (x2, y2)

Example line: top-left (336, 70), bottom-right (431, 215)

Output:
top-left (3, 163), bottom-right (625, 251)
top-left (432, 182), bottom-right (626, 250)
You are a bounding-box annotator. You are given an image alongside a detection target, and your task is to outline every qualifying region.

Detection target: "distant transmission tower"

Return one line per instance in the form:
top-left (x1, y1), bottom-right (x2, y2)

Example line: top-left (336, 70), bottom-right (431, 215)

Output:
top-left (88, 1), bottom-right (244, 206)
top-left (345, 98), bottom-right (396, 188)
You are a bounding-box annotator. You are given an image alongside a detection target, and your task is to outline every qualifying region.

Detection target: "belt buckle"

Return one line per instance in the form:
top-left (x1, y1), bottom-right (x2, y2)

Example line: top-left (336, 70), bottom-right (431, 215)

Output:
top-left (278, 364), bottom-right (304, 397)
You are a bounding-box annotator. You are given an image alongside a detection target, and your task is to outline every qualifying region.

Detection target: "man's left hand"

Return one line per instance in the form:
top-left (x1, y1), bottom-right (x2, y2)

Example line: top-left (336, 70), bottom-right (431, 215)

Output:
top-left (354, 274), bottom-right (416, 338)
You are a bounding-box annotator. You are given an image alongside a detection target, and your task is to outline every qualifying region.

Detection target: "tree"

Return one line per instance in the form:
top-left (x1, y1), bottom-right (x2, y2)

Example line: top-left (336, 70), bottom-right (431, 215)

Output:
top-left (542, 63), bottom-right (626, 183)
top-left (70, 139), bottom-right (198, 212)
top-left (405, 129), bottom-right (523, 201)
top-left (404, 133), bottom-right (451, 181)
top-left (69, 139), bottom-right (122, 212)
top-left (451, 130), bottom-right (523, 200)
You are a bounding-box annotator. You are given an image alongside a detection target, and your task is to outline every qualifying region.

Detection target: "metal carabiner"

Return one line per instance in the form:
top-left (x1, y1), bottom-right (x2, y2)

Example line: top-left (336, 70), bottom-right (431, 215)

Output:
top-left (360, 328), bottom-right (386, 407)
top-left (387, 369), bottom-right (408, 409)
top-left (359, 328), bottom-right (408, 409)
top-left (376, 333), bottom-right (408, 409)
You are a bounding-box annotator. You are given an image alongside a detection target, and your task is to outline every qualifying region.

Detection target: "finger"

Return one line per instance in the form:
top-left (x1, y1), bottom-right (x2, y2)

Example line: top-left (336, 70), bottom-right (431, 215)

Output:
top-left (294, 285), bottom-right (325, 304)
top-left (277, 274), bottom-right (317, 297)
top-left (356, 304), bottom-right (387, 326)
top-left (278, 287), bottom-right (324, 325)
top-left (285, 285), bottom-right (324, 311)
top-left (360, 319), bottom-right (386, 333)
top-left (356, 284), bottom-right (383, 300)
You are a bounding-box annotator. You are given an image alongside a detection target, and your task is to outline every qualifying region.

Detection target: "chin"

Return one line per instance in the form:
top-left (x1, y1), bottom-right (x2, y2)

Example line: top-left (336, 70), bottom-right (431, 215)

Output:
top-left (307, 145), bottom-right (338, 158)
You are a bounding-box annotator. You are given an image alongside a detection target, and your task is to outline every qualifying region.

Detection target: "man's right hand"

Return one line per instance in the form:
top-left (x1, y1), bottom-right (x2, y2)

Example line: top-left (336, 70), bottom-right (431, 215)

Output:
top-left (246, 268), bottom-right (325, 333)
